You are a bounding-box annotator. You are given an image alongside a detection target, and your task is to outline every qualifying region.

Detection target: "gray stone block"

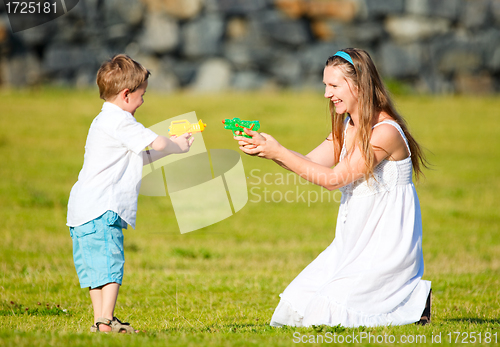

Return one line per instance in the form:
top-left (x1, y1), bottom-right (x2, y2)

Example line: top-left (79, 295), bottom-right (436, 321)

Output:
top-left (257, 11), bottom-right (311, 46)
top-left (269, 53), bottom-right (302, 86)
top-left (149, 0), bottom-right (205, 20)
top-left (440, 49), bottom-right (482, 74)
top-left (417, 71), bottom-right (456, 93)
top-left (474, 28), bottom-right (500, 69)
top-left (16, 21), bottom-right (57, 47)
top-left (379, 41), bottom-right (422, 78)
top-left (344, 22), bottom-right (385, 44)
top-left (103, 0), bottom-right (145, 27)
top-left (364, 0), bottom-right (404, 18)
top-left (232, 70), bottom-right (268, 90)
top-left (385, 15), bottom-right (451, 43)
top-left (493, 0), bottom-right (500, 25)
top-left (205, 0), bottom-right (269, 14)
top-left (75, 66), bottom-right (97, 88)
top-left (42, 44), bottom-right (96, 74)
top-left (132, 54), bottom-right (179, 92)
top-left (299, 42), bottom-right (346, 75)
top-left (147, 71), bottom-right (180, 92)
top-left (190, 58), bottom-right (233, 92)
top-left (1, 51), bottom-right (42, 86)
top-left (248, 44), bottom-right (282, 70)
top-left (461, 0), bottom-right (490, 29)
top-left (223, 19), bottom-right (277, 69)
top-left (301, 72), bottom-right (325, 91)
top-left (168, 59), bottom-right (199, 86)
top-left (181, 14), bottom-right (225, 58)
top-left (430, 36), bottom-right (483, 74)
top-left (223, 42), bottom-right (255, 68)
top-left (455, 71), bottom-right (494, 94)
top-left (490, 47), bottom-right (500, 71)
top-left (139, 13), bottom-right (179, 54)
top-left (437, 0), bottom-right (463, 19)
top-left (406, 0), bottom-right (462, 20)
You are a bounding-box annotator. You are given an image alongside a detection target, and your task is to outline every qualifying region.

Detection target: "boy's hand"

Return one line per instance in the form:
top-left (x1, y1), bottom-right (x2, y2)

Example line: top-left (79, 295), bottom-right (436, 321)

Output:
top-left (145, 133), bottom-right (195, 165)
top-left (168, 133), bottom-right (194, 154)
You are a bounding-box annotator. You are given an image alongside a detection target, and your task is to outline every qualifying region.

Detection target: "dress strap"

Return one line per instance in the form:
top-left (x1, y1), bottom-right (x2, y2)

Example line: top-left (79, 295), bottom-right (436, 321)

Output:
top-left (372, 120), bottom-right (411, 156)
top-left (339, 117), bottom-right (350, 161)
top-left (343, 116), bottom-right (350, 136)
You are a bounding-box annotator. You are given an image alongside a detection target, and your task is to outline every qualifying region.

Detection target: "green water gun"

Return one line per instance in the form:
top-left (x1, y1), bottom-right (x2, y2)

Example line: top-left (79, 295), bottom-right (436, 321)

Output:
top-left (222, 118), bottom-right (260, 138)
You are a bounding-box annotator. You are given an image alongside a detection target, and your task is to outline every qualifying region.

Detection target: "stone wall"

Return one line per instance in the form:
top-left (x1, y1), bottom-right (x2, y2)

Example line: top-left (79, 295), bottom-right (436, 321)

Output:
top-left (1, 0), bottom-right (500, 93)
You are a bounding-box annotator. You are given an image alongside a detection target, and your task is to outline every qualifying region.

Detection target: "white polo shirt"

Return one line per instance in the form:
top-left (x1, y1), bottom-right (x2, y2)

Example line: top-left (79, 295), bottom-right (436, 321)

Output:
top-left (67, 102), bottom-right (158, 229)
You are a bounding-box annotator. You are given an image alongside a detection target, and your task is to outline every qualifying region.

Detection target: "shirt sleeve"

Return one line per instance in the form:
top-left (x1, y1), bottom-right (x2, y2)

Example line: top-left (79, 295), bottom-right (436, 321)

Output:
top-left (115, 116), bottom-right (159, 155)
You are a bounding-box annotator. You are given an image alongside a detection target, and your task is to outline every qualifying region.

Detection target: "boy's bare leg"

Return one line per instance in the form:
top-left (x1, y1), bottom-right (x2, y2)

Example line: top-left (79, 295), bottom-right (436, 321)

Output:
top-left (89, 282), bottom-right (120, 332)
top-left (89, 288), bottom-right (102, 318)
top-left (89, 287), bottom-right (107, 331)
top-left (101, 282), bottom-right (120, 320)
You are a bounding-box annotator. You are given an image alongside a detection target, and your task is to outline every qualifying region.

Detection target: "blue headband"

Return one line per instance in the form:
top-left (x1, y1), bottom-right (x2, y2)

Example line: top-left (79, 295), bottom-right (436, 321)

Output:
top-left (333, 51), bottom-right (353, 65)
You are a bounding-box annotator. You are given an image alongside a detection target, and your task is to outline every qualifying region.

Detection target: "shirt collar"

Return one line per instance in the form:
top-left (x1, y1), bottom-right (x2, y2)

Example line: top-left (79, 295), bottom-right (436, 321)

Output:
top-left (102, 102), bottom-right (132, 116)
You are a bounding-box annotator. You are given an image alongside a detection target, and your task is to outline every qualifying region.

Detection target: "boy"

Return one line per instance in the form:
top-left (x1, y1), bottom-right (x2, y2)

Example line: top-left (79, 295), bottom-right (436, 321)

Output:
top-left (67, 54), bottom-right (194, 333)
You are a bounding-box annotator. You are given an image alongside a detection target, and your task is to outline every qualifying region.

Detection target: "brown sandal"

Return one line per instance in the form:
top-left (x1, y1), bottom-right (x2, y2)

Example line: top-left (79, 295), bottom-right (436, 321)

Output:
top-left (95, 317), bottom-right (137, 333)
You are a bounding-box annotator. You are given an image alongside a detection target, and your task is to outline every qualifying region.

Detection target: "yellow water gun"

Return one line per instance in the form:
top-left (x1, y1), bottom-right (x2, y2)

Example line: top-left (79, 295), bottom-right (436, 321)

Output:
top-left (168, 119), bottom-right (207, 137)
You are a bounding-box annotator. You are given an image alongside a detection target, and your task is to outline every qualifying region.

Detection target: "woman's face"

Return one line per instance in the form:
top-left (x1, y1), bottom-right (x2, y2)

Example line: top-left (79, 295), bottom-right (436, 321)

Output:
top-left (323, 65), bottom-right (358, 116)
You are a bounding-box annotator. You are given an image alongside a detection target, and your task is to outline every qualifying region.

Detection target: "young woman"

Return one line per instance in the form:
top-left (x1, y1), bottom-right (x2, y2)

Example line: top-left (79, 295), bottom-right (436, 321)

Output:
top-left (235, 48), bottom-right (431, 327)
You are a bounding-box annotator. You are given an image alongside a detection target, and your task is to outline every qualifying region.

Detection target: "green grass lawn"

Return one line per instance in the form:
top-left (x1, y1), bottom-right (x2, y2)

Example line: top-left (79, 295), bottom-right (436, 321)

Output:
top-left (1, 88), bottom-right (499, 346)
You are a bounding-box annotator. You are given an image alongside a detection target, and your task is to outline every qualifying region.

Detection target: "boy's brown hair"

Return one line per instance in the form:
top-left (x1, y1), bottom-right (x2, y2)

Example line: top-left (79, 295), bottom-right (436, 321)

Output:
top-left (96, 54), bottom-right (151, 101)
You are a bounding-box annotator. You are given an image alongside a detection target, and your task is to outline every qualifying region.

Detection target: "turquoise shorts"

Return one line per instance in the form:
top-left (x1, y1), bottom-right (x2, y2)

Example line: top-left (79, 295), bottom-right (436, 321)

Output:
top-left (70, 211), bottom-right (124, 289)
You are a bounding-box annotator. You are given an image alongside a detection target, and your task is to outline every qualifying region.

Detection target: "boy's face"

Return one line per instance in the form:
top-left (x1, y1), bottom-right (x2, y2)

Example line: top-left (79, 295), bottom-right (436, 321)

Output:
top-left (125, 81), bottom-right (148, 116)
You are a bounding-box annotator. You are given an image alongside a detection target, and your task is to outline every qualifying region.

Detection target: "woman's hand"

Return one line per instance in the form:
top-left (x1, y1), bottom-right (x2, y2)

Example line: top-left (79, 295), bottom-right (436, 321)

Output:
top-left (234, 127), bottom-right (283, 160)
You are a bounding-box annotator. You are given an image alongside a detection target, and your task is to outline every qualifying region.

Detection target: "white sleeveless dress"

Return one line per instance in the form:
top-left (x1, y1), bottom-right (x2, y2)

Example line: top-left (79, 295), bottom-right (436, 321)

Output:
top-left (270, 119), bottom-right (431, 328)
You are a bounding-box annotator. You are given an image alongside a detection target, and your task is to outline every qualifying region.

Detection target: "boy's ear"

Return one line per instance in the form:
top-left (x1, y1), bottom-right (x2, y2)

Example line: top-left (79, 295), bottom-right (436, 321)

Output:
top-left (118, 88), bottom-right (131, 102)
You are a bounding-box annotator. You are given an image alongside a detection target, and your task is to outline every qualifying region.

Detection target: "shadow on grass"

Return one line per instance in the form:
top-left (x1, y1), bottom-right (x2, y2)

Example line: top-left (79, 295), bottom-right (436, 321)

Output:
top-left (447, 318), bottom-right (500, 324)
top-left (163, 323), bottom-right (373, 336)
top-left (162, 323), bottom-right (293, 335)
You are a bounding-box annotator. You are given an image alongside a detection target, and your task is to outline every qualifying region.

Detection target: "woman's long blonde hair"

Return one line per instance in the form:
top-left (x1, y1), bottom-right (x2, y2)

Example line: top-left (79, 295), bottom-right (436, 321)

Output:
top-left (327, 48), bottom-right (427, 180)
